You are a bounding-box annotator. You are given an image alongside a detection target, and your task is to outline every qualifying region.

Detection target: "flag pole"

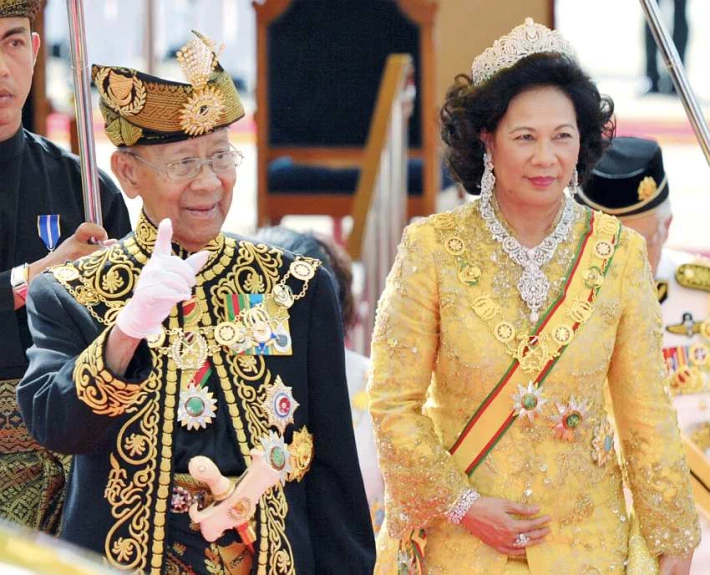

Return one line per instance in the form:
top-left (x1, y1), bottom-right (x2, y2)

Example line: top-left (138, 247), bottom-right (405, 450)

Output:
top-left (66, 0), bottom-right (102, 225)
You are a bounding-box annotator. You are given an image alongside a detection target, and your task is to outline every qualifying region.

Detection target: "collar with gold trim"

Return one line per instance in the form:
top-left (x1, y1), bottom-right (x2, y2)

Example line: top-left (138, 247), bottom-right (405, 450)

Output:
top-left (133, 210), bottom-right (225, 261)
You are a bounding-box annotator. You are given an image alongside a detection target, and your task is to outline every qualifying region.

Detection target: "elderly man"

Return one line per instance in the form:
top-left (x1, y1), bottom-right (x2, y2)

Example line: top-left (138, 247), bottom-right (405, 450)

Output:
top-left (0, 0), bottom-right (130, 532)
top-left (17, 32), bottom-right (374, 574)
top-left (576, 135), bottom-right (710, 573)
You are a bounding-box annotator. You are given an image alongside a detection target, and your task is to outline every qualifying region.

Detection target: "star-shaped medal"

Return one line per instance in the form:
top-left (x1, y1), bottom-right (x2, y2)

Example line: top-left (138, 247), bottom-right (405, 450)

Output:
top-left (263, 377), bottom-right (299, 434)
top-left (177, 383), bottom-right (218, 430)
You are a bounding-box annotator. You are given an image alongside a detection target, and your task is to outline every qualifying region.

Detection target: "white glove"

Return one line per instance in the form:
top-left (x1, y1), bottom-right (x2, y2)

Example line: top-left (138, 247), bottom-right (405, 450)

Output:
top-left (116, 218), bottom-right (209, 340)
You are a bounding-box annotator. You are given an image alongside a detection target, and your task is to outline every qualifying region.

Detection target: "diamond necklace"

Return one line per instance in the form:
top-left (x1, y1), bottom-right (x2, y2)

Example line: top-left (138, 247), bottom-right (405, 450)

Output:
top-left (479, 193), bottom-right (576, 323)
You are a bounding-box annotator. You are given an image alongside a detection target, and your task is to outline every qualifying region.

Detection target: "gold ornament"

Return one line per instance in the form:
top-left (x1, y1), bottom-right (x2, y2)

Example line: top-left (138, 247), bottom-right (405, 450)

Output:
top-left (95, 68), bottom-right (147, 117)
top-left (471, 296), bottom-right (499, 322)
top-left (494, 321), bottom-right (516, 343)
top-left (514, 335), bottom-right (553, 373)
top-left (214, 322), bottom-right (240, 347)
top-left (287, 427), bottom-right (314, 483)
top-left (176, 32), bottom-right (226, 136)
top-left (177, 31), bottom-right (221, 91)
top-left (568, 300), bottom-right (594, 324)
top-left (179, 85), bottom-right (226, 137)
top-left (457, 264), bottom-right (481, 286)
top-left (289, 260), bottom-right (315, 281)
top-left (444, 236), bottom-right (466, 256)
top-left (637, 176), bottom-right (658, 201)
top-left (272, 284), bottom-right (295, 309)
top-left (52, 266), bottom-right (80, 282)
top-left (552, 324), bottom-right (574, 346)
top-left (593, 241), bottom-right (613, 259)
top-left (582, 266), bottom-right (604, 289)
top-left (171, 331), bottom-right (209, 371)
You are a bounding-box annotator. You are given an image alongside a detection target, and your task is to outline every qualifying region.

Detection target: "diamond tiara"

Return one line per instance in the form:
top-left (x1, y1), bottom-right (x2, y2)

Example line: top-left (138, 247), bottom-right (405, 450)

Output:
top-left (470, 18), bottom-right (577, 87)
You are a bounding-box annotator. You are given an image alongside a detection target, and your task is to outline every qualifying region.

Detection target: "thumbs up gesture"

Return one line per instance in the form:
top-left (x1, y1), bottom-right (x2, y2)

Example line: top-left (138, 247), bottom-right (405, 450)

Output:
top-left (116, 219), bottom-right (209, 340)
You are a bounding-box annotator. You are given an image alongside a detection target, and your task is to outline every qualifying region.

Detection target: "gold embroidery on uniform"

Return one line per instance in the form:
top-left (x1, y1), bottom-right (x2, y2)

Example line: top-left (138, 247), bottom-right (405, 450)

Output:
top-left (212, 240), bottom-right (283, 320)
top-left (212, 254), bottom-right (296, 573)
top-left (94, 67), bottom-right (148, 117)
top-left (149, 351), bottom-right (177, 574)
top-left (74, 329), bottom-right (147, 416)
top-left (52, 246), bottom-right (142, 328)
top-left (56, 215), bottom-right (310, 572)
top-left (104, 354), bottom-right (162, 572)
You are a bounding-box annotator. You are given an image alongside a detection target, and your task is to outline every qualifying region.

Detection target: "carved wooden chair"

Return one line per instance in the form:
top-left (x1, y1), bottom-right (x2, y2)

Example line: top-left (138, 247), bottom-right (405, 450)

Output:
top-left (253, 0), bottom-right (441, 225)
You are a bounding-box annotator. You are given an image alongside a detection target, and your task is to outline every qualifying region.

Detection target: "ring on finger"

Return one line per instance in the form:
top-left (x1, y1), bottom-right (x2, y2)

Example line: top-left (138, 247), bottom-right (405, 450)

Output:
top-left (513, 532), bottom-right (530, 547)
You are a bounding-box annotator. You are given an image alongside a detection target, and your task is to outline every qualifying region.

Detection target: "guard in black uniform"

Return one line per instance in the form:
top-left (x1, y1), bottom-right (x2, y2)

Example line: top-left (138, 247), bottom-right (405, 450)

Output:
top-left (0, 0), bottom-right (130, 533)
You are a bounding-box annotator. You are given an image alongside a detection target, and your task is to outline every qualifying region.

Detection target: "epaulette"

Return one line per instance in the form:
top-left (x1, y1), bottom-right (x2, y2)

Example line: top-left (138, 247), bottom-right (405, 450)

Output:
top-left (676, 261), bottom-right (710, 293)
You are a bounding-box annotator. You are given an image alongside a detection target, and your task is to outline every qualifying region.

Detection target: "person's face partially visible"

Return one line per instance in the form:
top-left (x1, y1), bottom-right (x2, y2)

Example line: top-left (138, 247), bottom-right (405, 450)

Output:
top-left (621, 211), bottom-right (670, 276)
top-left (0, 17), bottom-right (39, 140)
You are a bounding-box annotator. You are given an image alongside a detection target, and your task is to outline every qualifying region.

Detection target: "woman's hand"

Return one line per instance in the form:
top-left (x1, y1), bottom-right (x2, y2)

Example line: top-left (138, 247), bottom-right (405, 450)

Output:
top-left (460, 497), bottom-right (551, 556)
top-left (659, 554), bottom-right (693, 575)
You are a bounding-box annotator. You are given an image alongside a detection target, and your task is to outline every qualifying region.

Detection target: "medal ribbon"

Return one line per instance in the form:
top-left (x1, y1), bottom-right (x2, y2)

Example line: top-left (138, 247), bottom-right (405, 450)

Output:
top-left (37, 214), bottom-right (61, 251)
top-left (192, 360), bottom-right (212, 388)
top-left (228, 294), bottom-right (275, 355)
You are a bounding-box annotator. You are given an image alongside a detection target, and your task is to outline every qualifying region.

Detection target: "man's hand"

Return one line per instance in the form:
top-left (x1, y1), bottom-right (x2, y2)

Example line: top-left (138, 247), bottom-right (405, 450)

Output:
top-left (13, 222), bottom-right (115, 310)
top-left (115, 218), bottom-right (208, 341)
top-left (29, 222), bottom-right (112, 279)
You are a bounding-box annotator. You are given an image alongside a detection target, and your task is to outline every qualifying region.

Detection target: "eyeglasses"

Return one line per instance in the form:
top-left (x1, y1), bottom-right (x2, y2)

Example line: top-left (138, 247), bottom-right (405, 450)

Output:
top-left (126, 146), bottom-right (244, 180)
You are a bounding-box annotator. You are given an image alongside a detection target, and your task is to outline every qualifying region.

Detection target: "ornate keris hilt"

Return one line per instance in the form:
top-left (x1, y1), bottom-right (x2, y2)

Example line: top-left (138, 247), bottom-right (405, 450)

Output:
top-left (187, 449), bottom-right (281, 550)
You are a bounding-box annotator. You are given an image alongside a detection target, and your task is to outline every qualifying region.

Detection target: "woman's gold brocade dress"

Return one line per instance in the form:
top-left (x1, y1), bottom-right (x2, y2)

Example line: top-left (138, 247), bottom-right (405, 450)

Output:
top-left (368, 201), bottom-right (700, 574)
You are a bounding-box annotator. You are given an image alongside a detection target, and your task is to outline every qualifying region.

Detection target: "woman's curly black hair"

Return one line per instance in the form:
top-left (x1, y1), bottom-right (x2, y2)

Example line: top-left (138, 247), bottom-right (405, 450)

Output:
top-left (440, 53), bottom-right (615, 195)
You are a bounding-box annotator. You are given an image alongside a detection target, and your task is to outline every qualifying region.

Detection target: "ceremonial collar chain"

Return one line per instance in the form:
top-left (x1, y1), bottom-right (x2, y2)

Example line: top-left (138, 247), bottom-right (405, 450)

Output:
top-left (148, 257), bottom-right (319, 371)
top-left (479, 193), bottom-right (576, 322)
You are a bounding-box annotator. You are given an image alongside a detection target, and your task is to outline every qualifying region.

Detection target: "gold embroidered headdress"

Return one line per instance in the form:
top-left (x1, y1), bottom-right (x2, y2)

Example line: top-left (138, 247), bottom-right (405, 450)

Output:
top-left (0, 0), bottom-right (41, 20)
top-left (92, 30), bottom-right (245, 147)
top-left (470, 18), bottom-right (577, 86)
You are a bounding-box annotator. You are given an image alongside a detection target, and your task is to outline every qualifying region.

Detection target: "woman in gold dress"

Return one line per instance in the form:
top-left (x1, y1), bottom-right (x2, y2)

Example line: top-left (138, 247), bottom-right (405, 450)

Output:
top-left (368, 19), bottom-right (700, 575)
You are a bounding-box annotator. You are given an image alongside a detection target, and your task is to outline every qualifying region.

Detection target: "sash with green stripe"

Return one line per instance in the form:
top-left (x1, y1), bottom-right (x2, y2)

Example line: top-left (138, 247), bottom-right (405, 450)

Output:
top-left (449, 210), bottom-right (620, 475)
top-left (399, 211), bottom-right (622, 574)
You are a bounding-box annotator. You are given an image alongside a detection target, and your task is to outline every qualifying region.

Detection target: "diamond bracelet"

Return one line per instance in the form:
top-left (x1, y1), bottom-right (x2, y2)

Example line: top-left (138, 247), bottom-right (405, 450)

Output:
top-left (445, 488), bottom-right (481, 524)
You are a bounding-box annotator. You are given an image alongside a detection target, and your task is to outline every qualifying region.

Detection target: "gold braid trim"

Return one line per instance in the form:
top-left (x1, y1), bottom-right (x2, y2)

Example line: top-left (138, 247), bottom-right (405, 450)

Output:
top-left (51, 241), bottom-right (146, 329)
top-left (149, 352), bottom-right (177, 574)
top-left (104, 352), bottom-right (162, 572)
top-left (74, 328), bottom-right (148, 417)
top-left (205, 237), bottom-right (303, 574)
